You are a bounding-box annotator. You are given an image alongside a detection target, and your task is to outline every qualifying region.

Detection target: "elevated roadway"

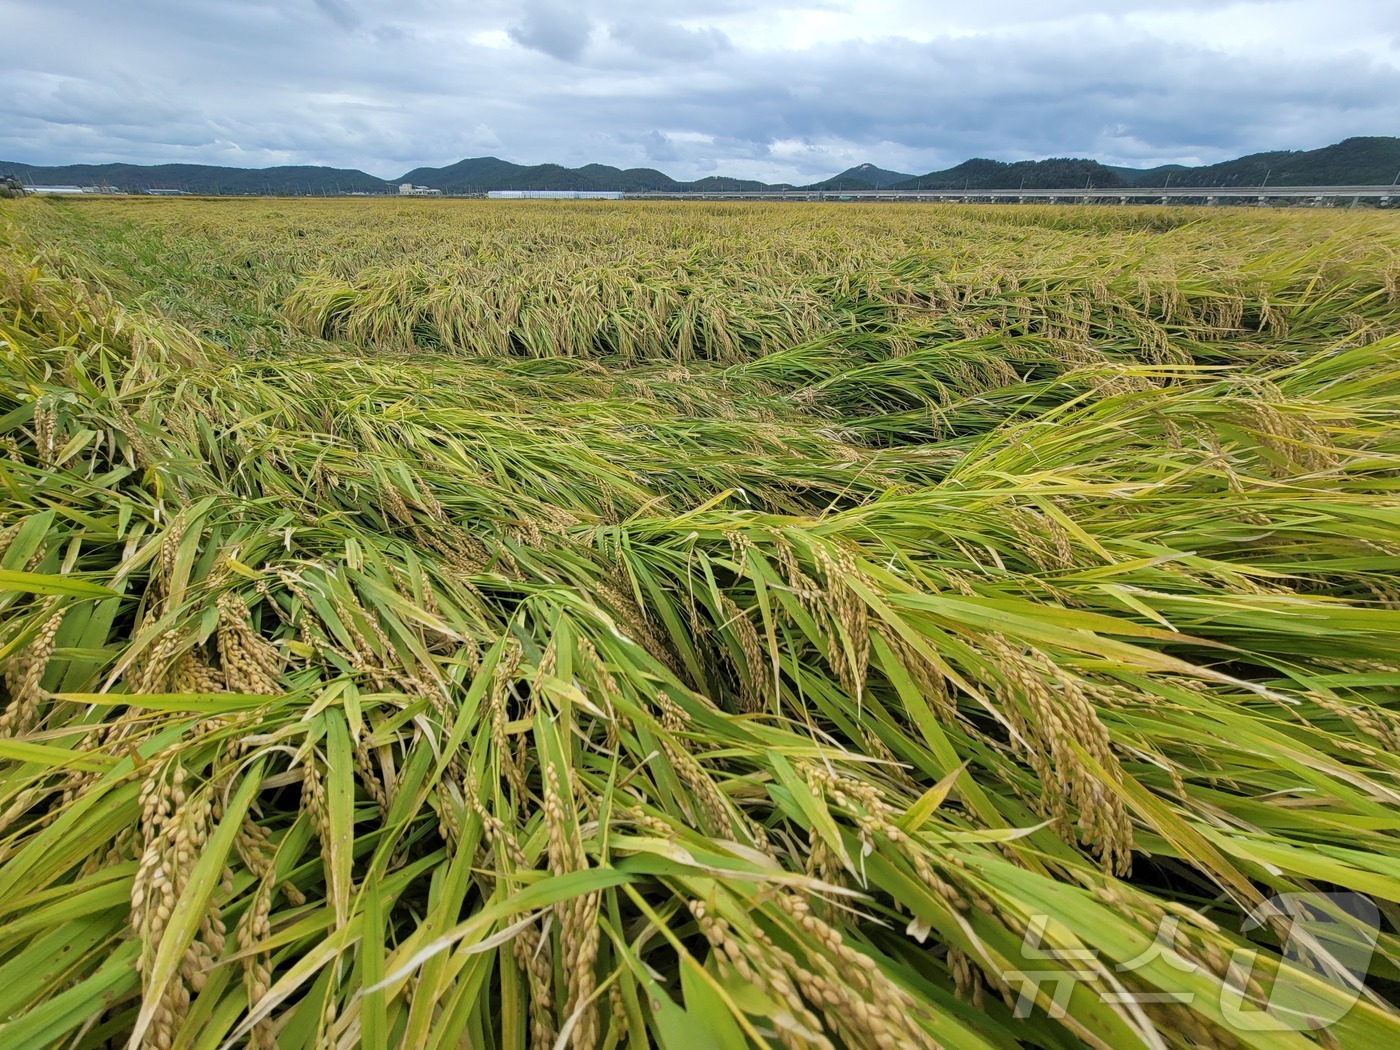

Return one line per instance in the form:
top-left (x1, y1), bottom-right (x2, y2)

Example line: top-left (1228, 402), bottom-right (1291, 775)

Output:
top-left (624, 185), bottom-right (1396, 205)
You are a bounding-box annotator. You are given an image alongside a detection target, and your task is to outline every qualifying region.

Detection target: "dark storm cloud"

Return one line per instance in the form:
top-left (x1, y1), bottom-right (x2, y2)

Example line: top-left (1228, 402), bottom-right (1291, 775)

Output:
top-left (639, 130), bottom-right (681, 164)
top-left (3, 1), bottom-right (1397, 182)
top-left (713, 35), bottom-right (1394, 157)
top-left (508, 0), bottom-right (595, 62)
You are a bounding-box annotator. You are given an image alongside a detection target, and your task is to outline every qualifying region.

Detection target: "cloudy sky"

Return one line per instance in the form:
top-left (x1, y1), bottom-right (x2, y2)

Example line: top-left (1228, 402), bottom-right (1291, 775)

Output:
top-left (4, 0), bottom-right (1399, 182)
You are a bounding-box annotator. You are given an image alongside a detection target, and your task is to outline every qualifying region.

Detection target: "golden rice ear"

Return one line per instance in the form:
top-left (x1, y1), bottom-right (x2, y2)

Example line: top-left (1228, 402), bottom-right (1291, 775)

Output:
top-left (2, 197), bottom-right (1399, 1050)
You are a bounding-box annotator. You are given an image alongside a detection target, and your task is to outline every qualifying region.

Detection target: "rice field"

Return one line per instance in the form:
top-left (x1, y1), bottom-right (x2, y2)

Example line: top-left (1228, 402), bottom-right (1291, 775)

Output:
top-left (3, 196), bottom-right (1400, 1049)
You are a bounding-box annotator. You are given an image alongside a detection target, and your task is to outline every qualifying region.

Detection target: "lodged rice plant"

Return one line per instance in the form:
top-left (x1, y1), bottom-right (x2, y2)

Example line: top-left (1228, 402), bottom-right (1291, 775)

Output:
top-left (2, 196), bottom-right (1400, 1049)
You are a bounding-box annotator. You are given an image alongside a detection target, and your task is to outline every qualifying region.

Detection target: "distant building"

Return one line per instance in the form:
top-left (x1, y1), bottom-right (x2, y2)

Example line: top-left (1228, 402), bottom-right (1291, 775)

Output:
top-left (399, 183), bottom-right (442, 196)
top-left (144, 188), bottom-right (188, 195)
top-left (25, 185), bottom-right (124, 196)
top-left (486, 190), bottom-right (623, 200)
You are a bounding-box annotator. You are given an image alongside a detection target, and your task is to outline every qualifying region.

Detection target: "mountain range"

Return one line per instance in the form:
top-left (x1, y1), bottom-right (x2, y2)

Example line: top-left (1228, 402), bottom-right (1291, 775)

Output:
top-left (4, 137), bottom-right (1397, 196)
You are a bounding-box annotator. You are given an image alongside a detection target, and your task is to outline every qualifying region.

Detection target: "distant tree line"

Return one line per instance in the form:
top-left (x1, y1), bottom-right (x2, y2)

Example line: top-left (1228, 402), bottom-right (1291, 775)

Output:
top-left (4, 136), bottom-right (1396, 196)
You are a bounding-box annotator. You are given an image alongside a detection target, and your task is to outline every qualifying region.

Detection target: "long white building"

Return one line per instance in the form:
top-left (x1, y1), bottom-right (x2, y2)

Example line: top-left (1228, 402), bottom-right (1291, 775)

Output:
top-left (486, 190), bottom-right (623, 200)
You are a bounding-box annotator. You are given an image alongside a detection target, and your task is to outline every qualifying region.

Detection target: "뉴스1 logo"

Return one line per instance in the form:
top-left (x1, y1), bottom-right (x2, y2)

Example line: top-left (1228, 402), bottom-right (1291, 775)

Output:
top-left (1223, 892), bottom-right (1380, 1032)
top-left (1002, 892), bottom-right (1382, 1032)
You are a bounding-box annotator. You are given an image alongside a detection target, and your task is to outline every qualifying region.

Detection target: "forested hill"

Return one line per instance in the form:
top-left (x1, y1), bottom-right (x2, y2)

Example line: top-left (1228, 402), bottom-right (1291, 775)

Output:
top-left (852, 138), bottom-right (1400, 191)
top-left (396, 157), bottom-right (782, 193)
top-left (808, 163), bottom-right (916, 190)
top-left (0, 161), bottom-right (389, 195)
top-left (888, 158), bottom-right (1126, 191)
top-left (4, 136), bottom-right (1397, 194)
top-left (1117, 137), bottom-right (1400, 188)
top-left (397, 158), bottom-right (671, 192)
